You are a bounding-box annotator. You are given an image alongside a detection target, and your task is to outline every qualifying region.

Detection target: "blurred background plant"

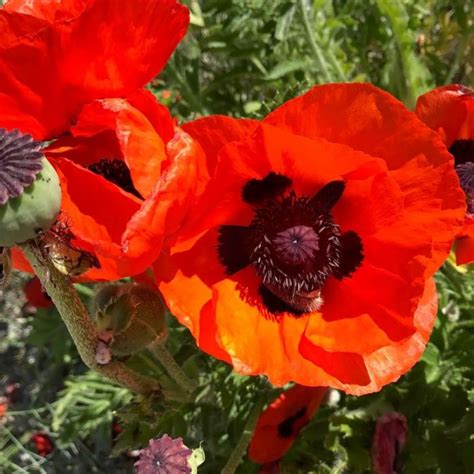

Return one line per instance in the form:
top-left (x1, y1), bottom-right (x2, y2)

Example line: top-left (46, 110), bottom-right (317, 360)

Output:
top-left (1, 0), bottom-right (473, 472)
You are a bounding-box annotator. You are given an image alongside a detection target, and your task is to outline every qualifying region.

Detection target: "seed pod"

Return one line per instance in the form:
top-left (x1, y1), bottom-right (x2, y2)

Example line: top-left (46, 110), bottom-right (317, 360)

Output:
top-left (93, 283), bottom-right (168, 356)
top-left (0, 157), bottom-right (61, 247)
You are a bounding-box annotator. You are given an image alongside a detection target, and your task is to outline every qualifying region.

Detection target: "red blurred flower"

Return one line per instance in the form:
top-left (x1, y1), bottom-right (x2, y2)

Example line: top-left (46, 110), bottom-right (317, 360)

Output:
top-left (24, 277), bottom-right (53, 310)
top-left (0, 397), bottom-right (8, 418)
top-left (372, 412), bottom-right (408, 474)
top-left (31, 432), bottom-right (54, 457)
top-left (248, 385), bottom-right (327, 464)
top-left (154, 83), bottom-right (465, 394)
top-left (1, 0), bottom-right (200, 280)
top-left (416, 84), bottom-right (474, 264)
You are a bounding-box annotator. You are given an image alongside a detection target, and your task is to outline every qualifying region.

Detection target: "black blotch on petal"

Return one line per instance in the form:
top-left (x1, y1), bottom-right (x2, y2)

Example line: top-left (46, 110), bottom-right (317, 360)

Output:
top-left (277, 407), bottom-right (307, 438)
top-left (309, 180), bottom-right (345, 211)
top-left (217, 225), bottom-right (251, 274)
top-left (334, 231), bottom-right (364, 280)
top-left (242, 172), bottom-right (292, 205)
top-left (259, 284), bottom-right (305, 316)
top-left (449, 139), bottom-right (474, 167)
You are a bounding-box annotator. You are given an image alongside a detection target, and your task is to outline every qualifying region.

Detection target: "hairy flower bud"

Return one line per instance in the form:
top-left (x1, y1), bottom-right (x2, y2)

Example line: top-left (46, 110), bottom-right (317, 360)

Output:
top-left (93, 283), bottom-right (168, 356)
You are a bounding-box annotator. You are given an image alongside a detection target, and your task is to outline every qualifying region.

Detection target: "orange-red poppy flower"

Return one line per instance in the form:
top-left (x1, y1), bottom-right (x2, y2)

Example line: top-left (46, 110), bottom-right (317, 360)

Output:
top-left (154, 83), bottom-right (465, 394)
top-left (416, 84), bottom-right (474, 264)
top-left (248, 385), bottom-right (327, 464)
top-left (1, 0), bottom-right (199, 280)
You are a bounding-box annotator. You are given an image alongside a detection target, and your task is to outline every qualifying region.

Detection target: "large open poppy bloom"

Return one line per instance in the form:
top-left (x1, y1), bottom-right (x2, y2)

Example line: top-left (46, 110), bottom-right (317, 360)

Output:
top-left (1, 0), bottom-right (198, 280)
top-left (248, 385), bottom-right (327, 464)
top-left (154, 83), bottom-right (465, 395)
top-left (416, 84), bottom-right (474, 265)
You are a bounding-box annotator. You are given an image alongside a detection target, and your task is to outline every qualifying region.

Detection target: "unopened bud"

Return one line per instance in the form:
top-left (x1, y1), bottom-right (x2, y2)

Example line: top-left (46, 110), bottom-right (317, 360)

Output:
top-left (93, 283), bottom-right (168, 356)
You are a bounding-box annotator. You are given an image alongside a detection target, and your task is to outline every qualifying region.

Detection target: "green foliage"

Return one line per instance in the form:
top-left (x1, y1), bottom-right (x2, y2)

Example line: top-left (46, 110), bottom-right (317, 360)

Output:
top-left (51, 371), bottom-right (133, 445)
top-left (1, 1), bottom-right (473, 473)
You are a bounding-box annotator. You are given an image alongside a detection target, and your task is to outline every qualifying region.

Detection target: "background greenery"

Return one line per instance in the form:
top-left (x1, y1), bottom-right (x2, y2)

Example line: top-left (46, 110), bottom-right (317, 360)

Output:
top-left (1, 0), bottom-right (473, 472)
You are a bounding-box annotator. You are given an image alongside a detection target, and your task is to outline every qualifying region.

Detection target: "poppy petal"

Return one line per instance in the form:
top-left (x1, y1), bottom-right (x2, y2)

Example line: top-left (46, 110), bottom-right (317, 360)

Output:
top-left (415, 84), bottom-right (474, 146)
top-left (71, 98), bottom-right (167, 199)
top-left (455, 216), bottom-right (474, 265)
top-left (53, 157), bottom-right (142, 280)
top-left (248, 385), bottom-right (327, 464)
top-left (182, 115), bottom-right (260, 177)
top-left (0, 0), bottom-right (189, 139)
top-left (264, 83), bottom-right (466, 276)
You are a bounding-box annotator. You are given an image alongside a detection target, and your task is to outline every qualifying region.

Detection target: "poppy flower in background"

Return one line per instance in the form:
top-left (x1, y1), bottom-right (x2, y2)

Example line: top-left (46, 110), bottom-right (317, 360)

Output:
top-left (415, 84), bottom-right (474, 265)
top-left (248, 385), bottom-right (327, 464)
top-left (1, 0), bottom-right (199, 280)
top-left (371, 412), bottom-right (408, 474)
top-left (23, 277), bottom-right (53, 310)
top-left (154, 83), bottom-right (465, 395)
top-left (31, 432), bottom-right (54, 457)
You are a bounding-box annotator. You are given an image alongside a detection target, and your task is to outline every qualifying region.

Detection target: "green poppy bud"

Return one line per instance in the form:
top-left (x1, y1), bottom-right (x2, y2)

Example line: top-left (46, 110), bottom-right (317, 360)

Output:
top-left (0, 128), bottom-right (61, 247)
top-left (93, 283), bottom-right (168, 356)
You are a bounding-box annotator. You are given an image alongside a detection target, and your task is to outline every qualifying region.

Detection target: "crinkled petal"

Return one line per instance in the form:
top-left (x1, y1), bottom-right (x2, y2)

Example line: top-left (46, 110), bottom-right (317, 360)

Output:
top-left (415, 84), bottom-right (474, 146)
top-left (0, 0), bottom-right (189, 139)
top-left (54, 157), bottom-right (142, 280)
top-left (71, 98), bottom-right (167, 199)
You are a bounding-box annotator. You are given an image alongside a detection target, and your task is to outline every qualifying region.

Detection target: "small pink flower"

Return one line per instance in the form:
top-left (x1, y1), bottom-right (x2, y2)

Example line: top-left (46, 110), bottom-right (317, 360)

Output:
top-left (372, 412), bottom-right (408, 474)
top-left (134, 434), bottom-right (193, 473)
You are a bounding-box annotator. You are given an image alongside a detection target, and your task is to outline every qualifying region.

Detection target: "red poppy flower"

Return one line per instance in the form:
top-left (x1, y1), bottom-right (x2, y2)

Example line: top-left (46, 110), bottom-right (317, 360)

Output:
top-left (248, 385), bottom-right (327, 464)
top-left (0, 397), bottom-right (8, 418)
top-left (31, 432), bottom-right (54, 457)
top-left (1, 0), bottom-right (198, 280)
top-left (416, 84), bottom-right (474, 264)
top-left (154, 83), bottom-right (465, 394)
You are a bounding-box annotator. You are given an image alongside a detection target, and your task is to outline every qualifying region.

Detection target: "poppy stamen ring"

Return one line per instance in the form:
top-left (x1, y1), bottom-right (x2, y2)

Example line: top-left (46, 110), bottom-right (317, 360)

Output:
top-left (218, 173), bottom-right (364, 315)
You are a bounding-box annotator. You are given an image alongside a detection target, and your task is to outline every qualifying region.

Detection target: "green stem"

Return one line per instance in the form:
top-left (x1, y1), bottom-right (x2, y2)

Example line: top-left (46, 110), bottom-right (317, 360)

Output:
top-left (221, 399), bottom-right (266, 474)
top-left (21, 242), bottom-right (161, 396)
top-left (151, 341), bottom-right (198, 393)
top-left (298, 0), bottom-right (332, 83)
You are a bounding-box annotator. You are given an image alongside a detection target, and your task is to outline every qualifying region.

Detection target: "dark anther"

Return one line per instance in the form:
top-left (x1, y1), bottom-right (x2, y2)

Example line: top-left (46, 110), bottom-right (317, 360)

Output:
top-left (449, 139), bottom-right (474, 167)
top-left (88, 159), bottom-right (142, 199)
top-left (259, 285), bottom-right (305, 316)
top-left (0, 128), bottom-right (44, 205)
top-left (448, 139), bottom-right (474, 214)
top-left (309, 180), bottom-right (345, 211)
top-left (242, 172), bottom-right (292, 204)
top-left (217, 225), bottom-right (251, 274)
top-left (334, 231), bottom-right (364, 280)
top-left (277, 407), bottom-right (307, 438)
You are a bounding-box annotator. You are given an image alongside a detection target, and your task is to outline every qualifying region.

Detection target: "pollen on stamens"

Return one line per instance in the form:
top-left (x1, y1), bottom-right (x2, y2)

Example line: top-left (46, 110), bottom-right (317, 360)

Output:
top-left (0, 128), bottom-right (44, 205)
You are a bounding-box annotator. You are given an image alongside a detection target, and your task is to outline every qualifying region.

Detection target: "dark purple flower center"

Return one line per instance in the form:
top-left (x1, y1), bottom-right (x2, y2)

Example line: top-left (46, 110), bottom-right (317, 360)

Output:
top-left (449, 139), bottom-right (474, 214)
top-left (88, 159), bottom-right (142, 199)
top-left (218, 173), bottom-right (364, 315)
top-left (0, 128), bottom-right (44, 205)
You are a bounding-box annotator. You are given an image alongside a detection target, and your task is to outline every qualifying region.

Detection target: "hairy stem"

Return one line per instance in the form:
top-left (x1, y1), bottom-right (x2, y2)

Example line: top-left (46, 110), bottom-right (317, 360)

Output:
top-left (21, 241), bottom-right (161, 395)
top-left (221, 398), bottom-right (266, 474)
top-left (151, 341), bottom-right (198, 393)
